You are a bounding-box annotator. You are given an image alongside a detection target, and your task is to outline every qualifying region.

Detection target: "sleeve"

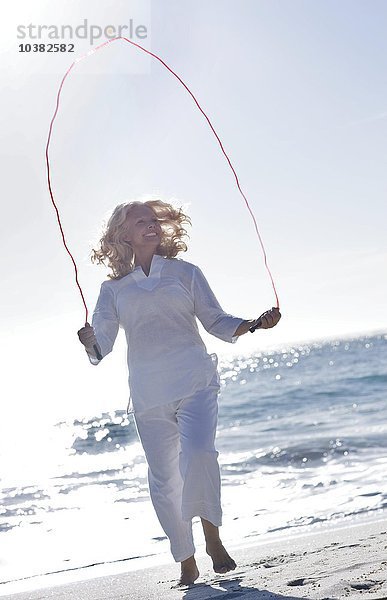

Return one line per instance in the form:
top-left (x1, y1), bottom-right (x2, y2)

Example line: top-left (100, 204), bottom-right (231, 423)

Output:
top-left (86, 281), bottom-right (120, 365)
top-left (191, 265), bottom-right (245, 344)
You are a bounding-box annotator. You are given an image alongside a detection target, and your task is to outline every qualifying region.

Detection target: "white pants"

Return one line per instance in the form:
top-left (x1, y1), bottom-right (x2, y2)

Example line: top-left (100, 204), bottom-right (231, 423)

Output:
top-left (133, 374), bottom-right (222, 562)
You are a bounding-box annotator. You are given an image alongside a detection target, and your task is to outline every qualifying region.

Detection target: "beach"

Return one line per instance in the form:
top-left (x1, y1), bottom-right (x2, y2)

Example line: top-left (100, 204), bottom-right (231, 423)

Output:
top-left (1, 335), bottom-right (387, 599)
top-left (1, 514), bottom-right (387, 599)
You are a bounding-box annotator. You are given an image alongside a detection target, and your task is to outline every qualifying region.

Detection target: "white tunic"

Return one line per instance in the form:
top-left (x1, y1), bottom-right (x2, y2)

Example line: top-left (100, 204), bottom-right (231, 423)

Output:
top-left (87, 254), bottom-right (244, 413)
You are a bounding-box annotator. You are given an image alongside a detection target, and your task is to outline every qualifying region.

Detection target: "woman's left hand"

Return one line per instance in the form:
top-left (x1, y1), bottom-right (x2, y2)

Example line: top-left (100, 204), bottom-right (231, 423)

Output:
top-left (255, 307), bottom-right (281, 329)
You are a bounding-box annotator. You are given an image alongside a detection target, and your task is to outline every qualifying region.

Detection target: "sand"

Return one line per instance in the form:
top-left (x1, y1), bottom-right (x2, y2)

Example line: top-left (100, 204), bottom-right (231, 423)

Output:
top-left (1, 514), bottom-right (387, 599)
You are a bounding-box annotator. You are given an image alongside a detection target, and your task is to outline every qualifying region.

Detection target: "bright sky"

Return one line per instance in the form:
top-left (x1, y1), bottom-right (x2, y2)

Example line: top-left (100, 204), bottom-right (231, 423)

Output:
top-left (1, 0), bottom-right (386, 421)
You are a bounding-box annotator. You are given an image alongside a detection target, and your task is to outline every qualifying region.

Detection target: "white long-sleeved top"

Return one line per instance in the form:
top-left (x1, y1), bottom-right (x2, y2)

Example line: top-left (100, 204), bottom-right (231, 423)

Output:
top-left (87, 254), bottom-right (244, 414)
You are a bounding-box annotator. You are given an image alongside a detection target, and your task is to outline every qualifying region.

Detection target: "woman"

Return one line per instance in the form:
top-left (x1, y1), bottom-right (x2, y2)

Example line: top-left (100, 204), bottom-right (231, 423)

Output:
top-left (77, 199), bottom-right (281, 585)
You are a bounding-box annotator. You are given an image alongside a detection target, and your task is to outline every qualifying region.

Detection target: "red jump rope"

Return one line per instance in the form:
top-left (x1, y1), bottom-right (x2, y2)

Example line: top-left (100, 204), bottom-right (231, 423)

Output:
top-left (45, 36), bottom-right (279, 355)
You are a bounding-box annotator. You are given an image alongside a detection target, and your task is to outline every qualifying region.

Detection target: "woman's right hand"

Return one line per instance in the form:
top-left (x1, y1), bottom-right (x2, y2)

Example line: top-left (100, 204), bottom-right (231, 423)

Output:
top-left (77, 322), bottom-right (97, 350)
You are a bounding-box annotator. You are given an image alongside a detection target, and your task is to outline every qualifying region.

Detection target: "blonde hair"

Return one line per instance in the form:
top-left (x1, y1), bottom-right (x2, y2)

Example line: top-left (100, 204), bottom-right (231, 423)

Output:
top-left (91, 199), bottom-right (191, 279)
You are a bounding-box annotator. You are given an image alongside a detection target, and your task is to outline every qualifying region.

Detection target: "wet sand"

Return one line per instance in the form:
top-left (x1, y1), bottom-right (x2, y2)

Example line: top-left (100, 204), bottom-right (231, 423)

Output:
top-left (1, 515), bottom-right (387, 599)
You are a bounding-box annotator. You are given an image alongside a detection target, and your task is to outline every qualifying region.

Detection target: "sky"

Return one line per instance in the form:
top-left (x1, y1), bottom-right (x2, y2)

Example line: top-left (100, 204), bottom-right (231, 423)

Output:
top-left (1, 0), bottom-right (386, 420)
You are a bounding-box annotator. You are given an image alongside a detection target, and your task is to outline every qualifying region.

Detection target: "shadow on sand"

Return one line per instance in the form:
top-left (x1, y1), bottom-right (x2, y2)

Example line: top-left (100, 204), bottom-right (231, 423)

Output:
top-left (180, 575), bottom-right (314, 599)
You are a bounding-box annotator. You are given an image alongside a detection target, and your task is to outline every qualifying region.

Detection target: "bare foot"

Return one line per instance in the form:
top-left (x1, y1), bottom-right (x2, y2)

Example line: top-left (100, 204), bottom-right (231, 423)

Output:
top-left (206, 540), bottom-right (237, 574)
top-left (177, 556), bottom-right (199, 586)
top-left (201, 519), bottom-right (237, 575)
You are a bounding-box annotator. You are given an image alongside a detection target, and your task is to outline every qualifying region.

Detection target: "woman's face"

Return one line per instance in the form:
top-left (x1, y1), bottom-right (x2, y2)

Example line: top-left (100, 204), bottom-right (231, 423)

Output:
top-left (124, 205), bottom-right (162, 252)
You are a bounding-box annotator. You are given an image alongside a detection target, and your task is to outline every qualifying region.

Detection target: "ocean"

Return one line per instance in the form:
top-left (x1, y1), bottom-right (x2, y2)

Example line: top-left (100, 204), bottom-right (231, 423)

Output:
top-left (1, 332), bottom-right (386, 586)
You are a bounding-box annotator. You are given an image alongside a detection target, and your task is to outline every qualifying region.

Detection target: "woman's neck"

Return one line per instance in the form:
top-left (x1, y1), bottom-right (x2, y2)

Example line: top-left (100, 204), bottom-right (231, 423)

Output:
top-left (134, 250), bottom-right (157, 275)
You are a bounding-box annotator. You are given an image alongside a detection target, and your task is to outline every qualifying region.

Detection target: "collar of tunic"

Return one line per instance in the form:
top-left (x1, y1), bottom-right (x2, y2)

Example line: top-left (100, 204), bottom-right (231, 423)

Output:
top-left (131, 253), bottom-right (165, 290)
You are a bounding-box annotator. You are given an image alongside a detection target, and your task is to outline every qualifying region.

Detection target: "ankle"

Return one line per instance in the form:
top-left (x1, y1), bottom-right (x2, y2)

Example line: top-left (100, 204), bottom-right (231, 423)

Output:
top-left (181, 555), bottom-right (196, 567)
top-left (206, 537), bottom-right (223, 550)
top-left (201, 518), bottom-right (222, 544)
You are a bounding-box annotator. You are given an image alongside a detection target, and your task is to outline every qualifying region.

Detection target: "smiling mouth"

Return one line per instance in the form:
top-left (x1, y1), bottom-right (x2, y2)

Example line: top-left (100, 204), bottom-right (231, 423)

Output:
top-left (144, 232), bottom-right (158, 238)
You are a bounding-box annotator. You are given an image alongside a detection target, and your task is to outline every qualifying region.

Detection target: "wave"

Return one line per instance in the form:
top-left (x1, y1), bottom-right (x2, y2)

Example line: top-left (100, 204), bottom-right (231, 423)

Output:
top-left (57, 411), bottom-right (138, 455)
top-left (221, 433), bottom-right (387, 472)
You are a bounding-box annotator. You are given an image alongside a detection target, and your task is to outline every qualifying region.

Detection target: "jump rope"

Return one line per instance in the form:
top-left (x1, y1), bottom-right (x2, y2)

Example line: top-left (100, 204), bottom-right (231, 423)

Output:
top-left (45, 36), bottom-right (280, 360)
